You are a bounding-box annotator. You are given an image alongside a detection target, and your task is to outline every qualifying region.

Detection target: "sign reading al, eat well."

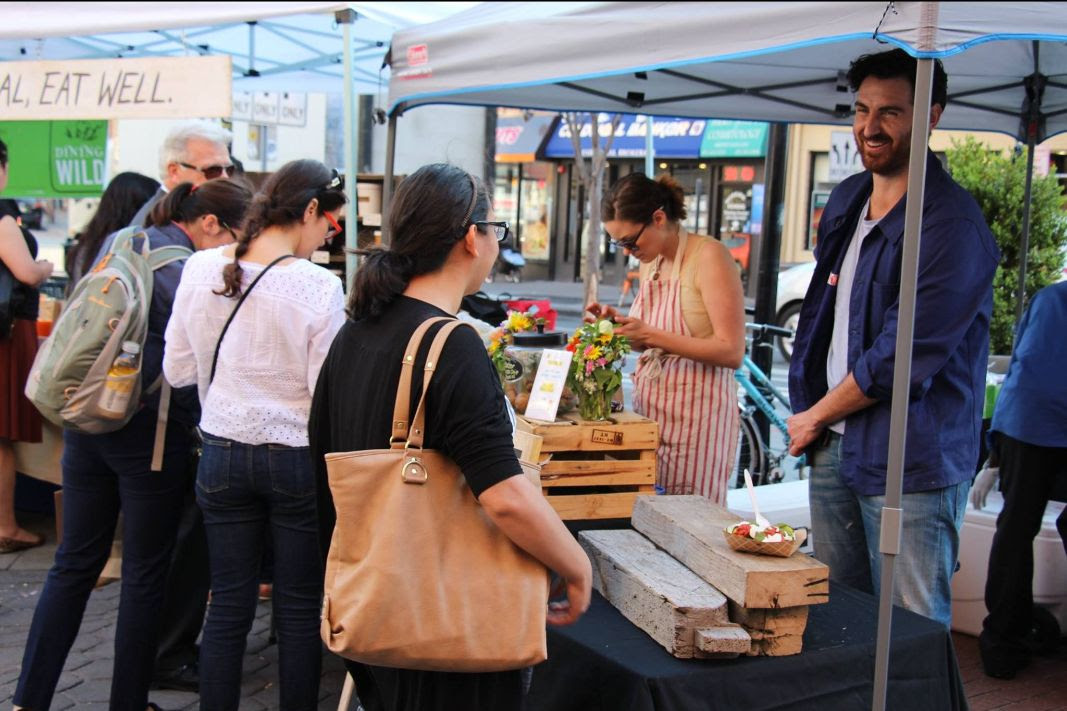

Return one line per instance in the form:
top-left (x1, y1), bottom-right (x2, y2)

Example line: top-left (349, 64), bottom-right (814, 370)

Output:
top-left (0, 120), bottom-right (108, 198)
top-left (0, 56), bottom-right (231, 120)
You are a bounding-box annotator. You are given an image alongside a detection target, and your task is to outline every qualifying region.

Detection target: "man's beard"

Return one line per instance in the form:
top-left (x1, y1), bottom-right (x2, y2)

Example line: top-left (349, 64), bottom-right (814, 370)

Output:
top-left (858, 131), bottom-right (911, 177)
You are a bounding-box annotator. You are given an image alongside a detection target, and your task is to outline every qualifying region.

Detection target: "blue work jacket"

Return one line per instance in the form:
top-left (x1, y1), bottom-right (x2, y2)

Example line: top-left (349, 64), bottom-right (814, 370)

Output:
top-left (788, 151), bottom-right (1000, 495)
top-left (991, 281), bottom-right (1067, 448)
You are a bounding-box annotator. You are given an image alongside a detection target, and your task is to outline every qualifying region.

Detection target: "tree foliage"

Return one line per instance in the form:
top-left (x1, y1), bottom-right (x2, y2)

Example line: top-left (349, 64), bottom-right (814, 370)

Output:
top-left (946, 136), bottom-right (1067, 354)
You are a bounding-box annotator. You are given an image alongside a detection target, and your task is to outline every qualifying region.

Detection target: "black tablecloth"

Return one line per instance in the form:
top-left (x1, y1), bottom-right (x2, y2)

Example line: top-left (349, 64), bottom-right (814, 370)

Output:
top-left (528, 583), bottom-right (966, 711)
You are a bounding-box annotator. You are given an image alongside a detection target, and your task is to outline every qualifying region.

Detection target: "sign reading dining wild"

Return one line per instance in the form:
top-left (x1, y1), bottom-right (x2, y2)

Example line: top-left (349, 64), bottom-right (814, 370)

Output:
top-left (0, 56), bottom-right (231, 120)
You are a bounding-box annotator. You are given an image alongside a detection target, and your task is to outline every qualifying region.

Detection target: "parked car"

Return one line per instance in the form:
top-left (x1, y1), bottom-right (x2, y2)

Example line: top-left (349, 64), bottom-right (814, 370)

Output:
top-left (774, 261), bottom-right (814, 362)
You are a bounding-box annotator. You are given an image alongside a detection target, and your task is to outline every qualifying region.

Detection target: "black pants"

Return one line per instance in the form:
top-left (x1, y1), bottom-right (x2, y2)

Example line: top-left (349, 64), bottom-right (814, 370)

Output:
top-left (154, 459), bottom-right (211, 672)
top-left (981, 434), bottom-right (1067, 657)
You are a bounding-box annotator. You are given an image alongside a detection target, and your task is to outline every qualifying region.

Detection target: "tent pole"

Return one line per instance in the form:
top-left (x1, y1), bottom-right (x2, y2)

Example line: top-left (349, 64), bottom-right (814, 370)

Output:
top-left (382, 112), bottom-right (398, 244)
top-left (1016, 128), bottom-right (1037, 324)
top-left (339, 10), bottom-right (359, 290)
top-left (1015, 42), bottom-right (1043, 324)
top-left (872, 56), bottom-right (935, 711)
top-left (645, 115), bottom-right (654, 175)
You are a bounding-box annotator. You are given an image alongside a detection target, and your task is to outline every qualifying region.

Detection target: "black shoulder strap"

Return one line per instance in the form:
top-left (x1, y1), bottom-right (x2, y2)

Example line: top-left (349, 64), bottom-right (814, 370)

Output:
top-left (209, 254), bottom-right (295, 384)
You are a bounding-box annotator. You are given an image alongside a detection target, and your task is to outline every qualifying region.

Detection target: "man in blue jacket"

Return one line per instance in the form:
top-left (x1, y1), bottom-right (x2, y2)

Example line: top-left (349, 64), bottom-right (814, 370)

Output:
top-left (972, 281), bottom-right (1067, 678)
top-left (787, 48), bottom-right (999, 628)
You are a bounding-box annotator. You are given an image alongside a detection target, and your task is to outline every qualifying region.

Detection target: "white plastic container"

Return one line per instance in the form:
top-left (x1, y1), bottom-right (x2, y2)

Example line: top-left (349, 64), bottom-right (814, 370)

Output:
top-left (356, 182), bottom-right (382, 217)
top-left (951, 492), bottom-right (1067, 637)
top-left (726, 479), bottom-right (813, 553)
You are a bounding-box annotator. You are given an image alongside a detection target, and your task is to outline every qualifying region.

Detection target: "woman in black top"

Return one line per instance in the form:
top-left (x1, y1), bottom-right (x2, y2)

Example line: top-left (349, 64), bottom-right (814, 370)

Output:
top-left (309, 163), bottom-right (592, 711)
top-left (0, 137), bottom-right (54, 555)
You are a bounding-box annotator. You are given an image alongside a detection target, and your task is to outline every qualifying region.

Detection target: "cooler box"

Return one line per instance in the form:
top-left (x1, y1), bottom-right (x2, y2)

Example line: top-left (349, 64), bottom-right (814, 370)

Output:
top-left (951, 492), bottom-right (1067, 636)
top-left (726, 479), bottom-right (813, 554)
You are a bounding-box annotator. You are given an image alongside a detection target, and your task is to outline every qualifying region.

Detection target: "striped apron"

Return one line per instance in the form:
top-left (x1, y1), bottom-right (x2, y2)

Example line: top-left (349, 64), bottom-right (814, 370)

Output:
top-left (630, 229), bottom-right (739, 505)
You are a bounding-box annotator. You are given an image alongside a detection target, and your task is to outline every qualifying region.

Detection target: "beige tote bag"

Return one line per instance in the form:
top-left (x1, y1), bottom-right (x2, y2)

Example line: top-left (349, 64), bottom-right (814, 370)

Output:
top-left (321, 317), bottom-right (550, 672)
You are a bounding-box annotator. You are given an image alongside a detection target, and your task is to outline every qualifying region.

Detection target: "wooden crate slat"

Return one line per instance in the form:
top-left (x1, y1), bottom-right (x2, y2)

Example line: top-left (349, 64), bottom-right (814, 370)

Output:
top-left (545, 491), bottom-right (655, 520)
top-left (542, 471), bottom-right (655, 487)
top-left (519, 413), bottom-right (659, 453)
top-left (541, 458), bottom-right (654, 478)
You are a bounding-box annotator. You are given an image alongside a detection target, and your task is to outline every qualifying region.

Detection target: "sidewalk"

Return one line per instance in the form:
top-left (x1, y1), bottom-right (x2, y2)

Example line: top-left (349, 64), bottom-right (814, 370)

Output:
top-left (0, 511), bottom-right (350, 711)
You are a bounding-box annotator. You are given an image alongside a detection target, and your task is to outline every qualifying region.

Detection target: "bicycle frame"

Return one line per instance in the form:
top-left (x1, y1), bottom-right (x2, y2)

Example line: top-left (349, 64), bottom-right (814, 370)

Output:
top-left (735, 354), bottom-right (791, 441)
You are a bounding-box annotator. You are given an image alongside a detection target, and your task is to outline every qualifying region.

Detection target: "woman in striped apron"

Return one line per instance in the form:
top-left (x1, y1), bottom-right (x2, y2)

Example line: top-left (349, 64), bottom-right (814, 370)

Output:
top-left (590, 173), bottom-right (745, 505)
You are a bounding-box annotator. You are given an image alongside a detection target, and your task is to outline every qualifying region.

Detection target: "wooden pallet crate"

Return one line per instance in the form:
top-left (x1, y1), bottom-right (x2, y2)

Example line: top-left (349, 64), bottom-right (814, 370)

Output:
top-left (517, 411), bottom-right (659, 520)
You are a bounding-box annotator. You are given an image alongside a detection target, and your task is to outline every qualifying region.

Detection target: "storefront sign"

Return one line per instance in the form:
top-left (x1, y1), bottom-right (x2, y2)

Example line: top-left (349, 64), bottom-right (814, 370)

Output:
top-left (829, 131), bottom-right (863, 182)
top-left (0, 56), bottom-right (231, 120)
top-left (496, 114), bottom-right (557, 162)
top-left (699, 120), bottom-right (768, 158)
top-left (0, 120), bottom-right (107, 198)
top-left (544, 115), bottom-right (706, 158)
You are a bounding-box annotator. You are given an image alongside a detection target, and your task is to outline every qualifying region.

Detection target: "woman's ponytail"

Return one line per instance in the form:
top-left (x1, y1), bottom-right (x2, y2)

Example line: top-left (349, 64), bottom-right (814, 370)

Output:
top-left (346, 248), bottom-right (417, 320)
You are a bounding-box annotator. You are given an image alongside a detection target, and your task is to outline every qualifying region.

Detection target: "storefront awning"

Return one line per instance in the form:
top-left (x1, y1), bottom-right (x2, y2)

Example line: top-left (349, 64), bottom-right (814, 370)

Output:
top-left (495, 114), bottom-right (557, 163)
top-left (543, 115), bottom-right (768, 159)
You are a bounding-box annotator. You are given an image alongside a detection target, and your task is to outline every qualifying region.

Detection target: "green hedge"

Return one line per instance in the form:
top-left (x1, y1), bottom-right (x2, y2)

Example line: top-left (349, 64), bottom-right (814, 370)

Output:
top-left (946, 136), bottom-right (1067, 354)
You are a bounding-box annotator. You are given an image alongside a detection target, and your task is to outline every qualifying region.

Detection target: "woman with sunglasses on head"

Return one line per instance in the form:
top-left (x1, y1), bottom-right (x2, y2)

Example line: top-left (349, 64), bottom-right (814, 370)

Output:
top-left (13, 178), bottom-right (251, 711)
top-left (587, 172), bottom-right (745, 505)
top-left (310, 163), bottom-right (591, 711)
top-left (163, 159), bottom-right (346, 711)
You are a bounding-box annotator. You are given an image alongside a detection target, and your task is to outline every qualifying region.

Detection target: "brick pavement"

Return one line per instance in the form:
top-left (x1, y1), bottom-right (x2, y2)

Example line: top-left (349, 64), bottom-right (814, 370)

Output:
top-left (0, 513), bottom-right (351, 711)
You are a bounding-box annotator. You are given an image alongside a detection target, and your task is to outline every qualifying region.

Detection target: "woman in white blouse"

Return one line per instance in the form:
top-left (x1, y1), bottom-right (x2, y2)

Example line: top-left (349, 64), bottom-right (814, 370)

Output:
top-left (163, 160), bottom-right (346, 711)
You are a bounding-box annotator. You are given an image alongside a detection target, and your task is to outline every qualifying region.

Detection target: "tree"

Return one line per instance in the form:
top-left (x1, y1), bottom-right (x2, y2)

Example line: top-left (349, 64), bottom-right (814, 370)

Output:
top-left (946, 136), bottom-right (1067, 354)
top-left (563, 112), bottom-right (622, 309)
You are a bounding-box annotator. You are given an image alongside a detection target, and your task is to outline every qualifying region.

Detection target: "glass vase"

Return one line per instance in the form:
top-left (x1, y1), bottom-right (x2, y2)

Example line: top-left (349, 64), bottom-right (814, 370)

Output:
top-left (576, 386), bottom-right (616, 421)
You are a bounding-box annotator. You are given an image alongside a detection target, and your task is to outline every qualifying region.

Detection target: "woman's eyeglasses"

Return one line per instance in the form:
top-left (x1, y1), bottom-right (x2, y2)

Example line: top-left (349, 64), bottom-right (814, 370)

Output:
top-left (475, 221), bottom-right (510, 243)
top-left (178, 162), bottom-right (236, 180)
top-left (612, 205), bottom-right (662, 252)
top-left (325, 212), bottom-right (343, 240)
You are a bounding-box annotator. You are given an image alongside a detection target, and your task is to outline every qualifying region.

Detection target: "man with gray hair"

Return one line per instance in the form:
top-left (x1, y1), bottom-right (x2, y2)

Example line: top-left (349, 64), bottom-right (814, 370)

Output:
top-left (129, 121), bottom-right (234, 228)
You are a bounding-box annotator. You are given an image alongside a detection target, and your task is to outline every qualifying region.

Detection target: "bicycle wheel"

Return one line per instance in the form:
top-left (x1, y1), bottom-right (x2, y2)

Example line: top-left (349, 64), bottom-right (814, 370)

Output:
top-left (733, 414), bottom-right (765, 488)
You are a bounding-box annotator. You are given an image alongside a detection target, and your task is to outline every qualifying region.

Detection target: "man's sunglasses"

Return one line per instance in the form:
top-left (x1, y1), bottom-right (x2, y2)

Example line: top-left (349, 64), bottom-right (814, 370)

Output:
top-left (178, 161), bottom-right (236, 180)
top-left (475, 221), bottom-right (510, 243)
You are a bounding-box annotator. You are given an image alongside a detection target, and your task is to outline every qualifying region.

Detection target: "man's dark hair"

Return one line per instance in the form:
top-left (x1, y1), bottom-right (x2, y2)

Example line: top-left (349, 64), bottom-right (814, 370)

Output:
top-left (847, 48), bottom-right (948, 110)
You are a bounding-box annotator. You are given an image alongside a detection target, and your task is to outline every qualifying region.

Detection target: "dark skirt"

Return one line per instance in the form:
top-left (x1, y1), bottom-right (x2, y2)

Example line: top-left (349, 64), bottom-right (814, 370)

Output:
top-left (345, 660), bottom-right (525, 711)
top-left (0, 318), bottom-right (42, 442)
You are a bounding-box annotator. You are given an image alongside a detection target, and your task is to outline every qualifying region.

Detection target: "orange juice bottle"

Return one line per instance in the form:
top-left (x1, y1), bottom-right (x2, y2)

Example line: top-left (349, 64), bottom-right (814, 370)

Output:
top-left (99, 341), bottom-right (140, 418)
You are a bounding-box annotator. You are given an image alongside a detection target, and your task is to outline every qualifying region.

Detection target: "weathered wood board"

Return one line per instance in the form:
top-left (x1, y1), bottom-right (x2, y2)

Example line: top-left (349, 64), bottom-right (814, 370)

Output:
top-left (579, 529), bottom-right (750, 658)
top-left (632, 495), bottom-right (830, 609)
top-left (729, 602), bottom-right (809, 656)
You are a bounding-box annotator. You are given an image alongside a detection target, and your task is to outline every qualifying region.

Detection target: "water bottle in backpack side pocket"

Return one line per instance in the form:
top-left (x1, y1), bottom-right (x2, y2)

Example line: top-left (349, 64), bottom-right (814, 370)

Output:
top-left (99, 340), bottom-right (141, 418)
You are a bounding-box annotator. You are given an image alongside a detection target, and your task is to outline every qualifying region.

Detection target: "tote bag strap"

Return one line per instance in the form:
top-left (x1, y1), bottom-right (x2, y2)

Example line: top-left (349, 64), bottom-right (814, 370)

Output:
top-left (389, 316), bottom-right (453, 448)
top-left (407, 320), bottom-right (475, 450)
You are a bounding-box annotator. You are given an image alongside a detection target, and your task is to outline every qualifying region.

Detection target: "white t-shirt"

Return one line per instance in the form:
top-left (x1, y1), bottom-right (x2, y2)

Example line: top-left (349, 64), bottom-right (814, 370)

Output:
top-left (825, 200), bottom-right (880, 435)
top-left (163, 246), bottom-right (346, 446)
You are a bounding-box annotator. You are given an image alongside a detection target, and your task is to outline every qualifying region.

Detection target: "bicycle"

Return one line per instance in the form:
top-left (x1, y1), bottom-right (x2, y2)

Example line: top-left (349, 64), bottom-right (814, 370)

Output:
top-left (733, 322), bottom-right (807, 487)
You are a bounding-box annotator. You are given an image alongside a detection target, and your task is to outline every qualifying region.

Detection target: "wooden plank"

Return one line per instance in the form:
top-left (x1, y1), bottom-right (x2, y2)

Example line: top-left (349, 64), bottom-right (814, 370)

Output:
top-left (632, 495), bottom-right (829, 609)
top-left (695, 626), bottom-right (753, 657)
top-left (579, 530), bottom-right (746, 659)
top-left (541, 459), bottom-right (654, 478)
top-left (728, 602), bottom-right (809, 638)
top-left (541, 471), bottom-right (655, 487)
top-left (519, 413), bottom-right (659, 453)
top-left (746, 633), bottom-right (804, 657)
top-left (513, 429), bottom-right (542, 463)
top-left (545, 491), bottom-right (654, 520)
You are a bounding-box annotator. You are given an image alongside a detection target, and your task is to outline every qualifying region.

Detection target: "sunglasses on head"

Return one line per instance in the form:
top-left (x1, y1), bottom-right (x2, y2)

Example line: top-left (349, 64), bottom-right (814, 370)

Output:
top-left (323, 169), bottom-right (345, 192)
top-left (178, 161), bottom-right (236, 180)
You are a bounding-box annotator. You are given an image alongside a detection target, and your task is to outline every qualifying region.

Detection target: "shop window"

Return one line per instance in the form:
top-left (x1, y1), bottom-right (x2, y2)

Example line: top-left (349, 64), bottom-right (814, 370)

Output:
top-left (518, 164), bottom-right (553, 260)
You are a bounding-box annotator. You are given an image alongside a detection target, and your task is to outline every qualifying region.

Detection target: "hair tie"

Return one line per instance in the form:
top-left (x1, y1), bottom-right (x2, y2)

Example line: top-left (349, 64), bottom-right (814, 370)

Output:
top-left (460, 173), bottom-right (478, 229)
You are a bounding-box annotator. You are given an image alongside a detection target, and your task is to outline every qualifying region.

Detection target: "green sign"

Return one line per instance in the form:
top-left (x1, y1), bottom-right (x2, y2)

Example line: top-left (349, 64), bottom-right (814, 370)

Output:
top-left (0, 120), bottom-right (107, 198)
top-left (699, 120), bottom-right (768, 158)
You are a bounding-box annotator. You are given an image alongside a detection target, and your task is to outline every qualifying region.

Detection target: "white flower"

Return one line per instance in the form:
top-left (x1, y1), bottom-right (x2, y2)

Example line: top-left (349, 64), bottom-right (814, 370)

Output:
top-left (597, 319), bottom-right (614, 337)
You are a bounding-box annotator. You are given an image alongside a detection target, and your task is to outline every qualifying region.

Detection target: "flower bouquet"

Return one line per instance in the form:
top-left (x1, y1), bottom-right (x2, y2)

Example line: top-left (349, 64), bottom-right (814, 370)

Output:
top-left (566, 319), bottom-right (632, 421)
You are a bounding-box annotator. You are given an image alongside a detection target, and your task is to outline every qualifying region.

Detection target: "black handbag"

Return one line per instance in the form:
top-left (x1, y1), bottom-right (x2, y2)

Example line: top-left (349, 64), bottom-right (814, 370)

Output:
top-left (460, 290), bottom-right (511, 326)
top-left (0, 258), bottom-right (16, 340)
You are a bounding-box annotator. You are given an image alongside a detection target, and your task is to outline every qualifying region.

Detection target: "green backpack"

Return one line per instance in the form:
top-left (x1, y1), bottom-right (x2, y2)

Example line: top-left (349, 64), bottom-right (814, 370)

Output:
top-left (25, 226), bottom-right (191, 469)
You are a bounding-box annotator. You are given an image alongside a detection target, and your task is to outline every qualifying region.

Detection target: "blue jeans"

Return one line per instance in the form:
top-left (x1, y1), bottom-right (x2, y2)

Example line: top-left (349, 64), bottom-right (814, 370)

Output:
top-left (15, 409), bottom-right (193, 711)
top-left (196, 433), bottom-right (323, 711)
top-left (809, 431), bottom-right (969, 628)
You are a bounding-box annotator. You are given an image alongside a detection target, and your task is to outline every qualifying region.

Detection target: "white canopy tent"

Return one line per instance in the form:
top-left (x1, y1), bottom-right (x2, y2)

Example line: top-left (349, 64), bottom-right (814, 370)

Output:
top-left (386, 3), bottom-right (1067, 709)
top-left (0, 1), bottom-right (479, 280)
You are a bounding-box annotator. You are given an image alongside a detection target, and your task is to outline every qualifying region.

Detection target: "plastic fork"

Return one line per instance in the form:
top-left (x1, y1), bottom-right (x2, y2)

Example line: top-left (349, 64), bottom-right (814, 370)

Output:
top-left (743, 469), bottom-right (772, 529)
